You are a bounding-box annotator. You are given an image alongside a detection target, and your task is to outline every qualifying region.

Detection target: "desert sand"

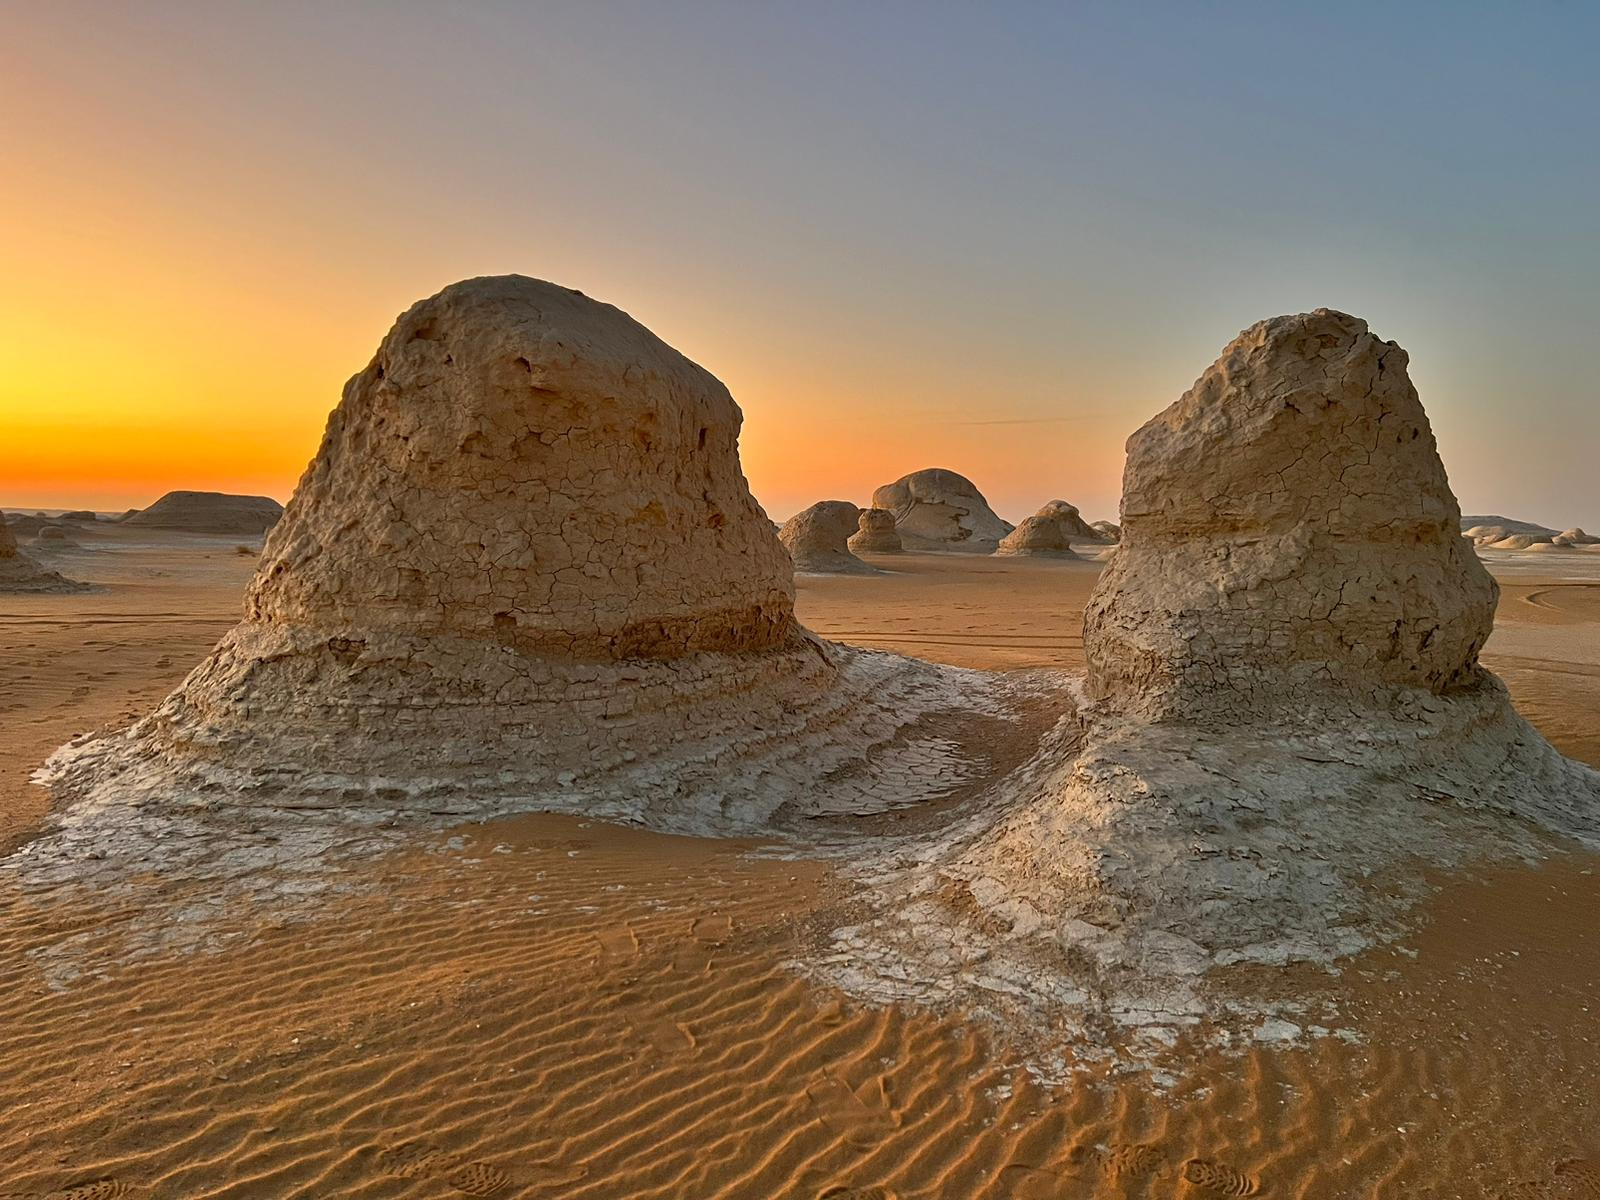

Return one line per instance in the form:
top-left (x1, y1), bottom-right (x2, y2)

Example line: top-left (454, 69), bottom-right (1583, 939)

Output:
top-left (3, 536), bottom-right (1600, 1197)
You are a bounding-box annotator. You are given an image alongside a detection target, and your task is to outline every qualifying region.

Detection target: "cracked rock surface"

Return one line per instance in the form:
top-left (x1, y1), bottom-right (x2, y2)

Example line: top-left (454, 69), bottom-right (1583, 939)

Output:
top-left (779, 500), bottom-right (876, 574)
top-left (872, 468), bottom-right (1013, 551)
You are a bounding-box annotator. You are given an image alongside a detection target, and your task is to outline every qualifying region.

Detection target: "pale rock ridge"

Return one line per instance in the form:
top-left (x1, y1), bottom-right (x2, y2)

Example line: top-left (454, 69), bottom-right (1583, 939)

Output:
top-left (780, 501), bottom-right (877, 574)
top-left (1090, 520), bottom-right (1121, 543)
top-left (0, 511), bottom-right (87, 593)
top-left (126, 491), bottom-right (284, 535)
top-left (41, 276), bottom-right (1007, 838)
top-left (871, 469), bottom-right (1013, 551)
top-left (848, 507), bottom-right (903, 554)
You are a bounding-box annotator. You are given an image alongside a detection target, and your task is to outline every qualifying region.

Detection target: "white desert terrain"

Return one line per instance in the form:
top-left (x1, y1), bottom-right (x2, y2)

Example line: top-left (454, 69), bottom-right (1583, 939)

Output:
top-left (2, 286), bottom-right (1598, 1200)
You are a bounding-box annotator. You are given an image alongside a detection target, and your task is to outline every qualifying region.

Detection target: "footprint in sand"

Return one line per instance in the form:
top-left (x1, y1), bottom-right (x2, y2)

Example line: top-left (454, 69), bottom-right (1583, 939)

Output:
top-left (1066, 1142), bottom-right (1168, 1182)
top-left (375, 1143), bottom-right (510, 1194)
top-left (1182, 1157), bottom-right (1260, 1196)
top-left (446, 1162), bottom-right (510, 1197)
top-left (595, 926), bottom-right (640, 964)
top-left (636, 1016), bottom-right (697, 1057)
top-left (996, 1162), bottom-right (1065, 1198)
top-left (47, 1183), bottom-right (137, 1200)
top-left (691, 913), bottom-right (734, 945)
top-left (806, 1072), bottom-right (900, 1149)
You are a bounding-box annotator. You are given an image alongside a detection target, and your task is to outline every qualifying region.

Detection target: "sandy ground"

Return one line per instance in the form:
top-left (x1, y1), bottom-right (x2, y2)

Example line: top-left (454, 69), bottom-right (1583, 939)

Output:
top-left (2, 532), bottom-right (1599, 1198)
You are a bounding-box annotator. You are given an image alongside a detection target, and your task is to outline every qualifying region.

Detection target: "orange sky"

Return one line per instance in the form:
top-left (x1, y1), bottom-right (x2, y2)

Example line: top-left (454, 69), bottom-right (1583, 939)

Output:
top-left (4, 5), bottom-right (1597, 528)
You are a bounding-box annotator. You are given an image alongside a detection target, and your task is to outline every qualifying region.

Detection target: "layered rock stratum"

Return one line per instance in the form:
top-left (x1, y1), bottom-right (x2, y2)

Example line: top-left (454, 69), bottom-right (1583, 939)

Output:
top-left (779, 501), bottom-right (876, 574)
top-left (871, 469), bottom-right (1012, 551)
top-left (41, 276), bottom-right (1012, 842)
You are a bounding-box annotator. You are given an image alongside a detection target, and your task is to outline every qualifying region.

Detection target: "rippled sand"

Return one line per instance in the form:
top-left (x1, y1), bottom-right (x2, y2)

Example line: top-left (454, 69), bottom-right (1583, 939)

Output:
top-left (2, 532), bottom-right (1598, 1197)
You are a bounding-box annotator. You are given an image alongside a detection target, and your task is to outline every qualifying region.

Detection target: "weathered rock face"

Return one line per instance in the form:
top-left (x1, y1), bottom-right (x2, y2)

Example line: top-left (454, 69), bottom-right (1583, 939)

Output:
top-left (779, 501), bottom-right (875, 574)
top-left (1033, 500), bottom-right (1102, 543)
top-left (47, 276), bottom-right (998, 832)
top-left (1084, 309), bottom-right (1497, 721)
top-left (848, 508), bottom-right (902, 554)
top-left (994, 514), bottom-right (1078, 558)
top-left (247, 278), bottom-right (791, 659)
top-left (871, 469), bottom-right (1012, 551)
top-left (126, 492), bottom-right (284, 536)
top-left (0, 511), bottom-right (87, 593)
top-left (1090, 520), bottom-right (1121, 543)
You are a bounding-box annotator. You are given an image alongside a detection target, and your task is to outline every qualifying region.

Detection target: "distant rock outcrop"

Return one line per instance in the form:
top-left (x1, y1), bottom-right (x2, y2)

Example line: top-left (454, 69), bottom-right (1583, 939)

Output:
top-left (0, 512), bottom-right (87, 593)
top-left (871, 468), bottom-right (1012, 551)
top-left (848, 508), bottom-right (903, 554)
top-left (1032, 499), bottom-right (1102, 543)
top-left (1090, 520), bottom-right (1121, 543)
top-left (125, 492), bottom-right (284, 535)
top-left (995, 514), bottom-right (1079, 558)
top-left (780, 501), bottom-right (877, 574)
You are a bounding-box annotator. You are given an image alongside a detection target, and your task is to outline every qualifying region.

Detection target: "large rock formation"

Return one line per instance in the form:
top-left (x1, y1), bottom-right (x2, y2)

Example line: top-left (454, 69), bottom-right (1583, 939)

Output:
top-left (125, 491), bottom-right (284, 535)
top-left (779, 501), bottom-right (876, 574)
top-left (848, 508), bottom-right (902, 554)
top-left (821, 310), bottom-right (1600, 1056)
top-left (1085, 308), bottom-right (1498, 722)
top-left (45, 276), bottom-right (1000, 835)
top-left (994, 514), bottom-right (1079, 558)
top-left (1090, 520), bottom-right (1121, 543)
top-left (0, 512), bottom-right (87, 593)
top-left (871, 469), bottom-right (1012, 551)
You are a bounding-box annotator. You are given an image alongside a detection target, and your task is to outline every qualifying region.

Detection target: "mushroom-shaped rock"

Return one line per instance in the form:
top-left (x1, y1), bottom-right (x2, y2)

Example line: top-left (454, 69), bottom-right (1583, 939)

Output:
top-left (871, 469), bottom-right (1012, 551)
top-left (848, 508), bottom-right (903, 554)
top-left (995, 514), bottom-right (1080, 558)
top-left (125, 491), bottom-right (284, 535)
top-left (1085, 309), bottom-right (1499, 722)
top-left (44, 276), bottom-right (1002, 834)
top-left (0, 512), bottom-right (87, 593)
top-left (1032, 500), bottom-right (1102, 543)
top-left (836, 310), bottom-right (1600, 1047)
top-left (780, 501), bottom-right (877, 574)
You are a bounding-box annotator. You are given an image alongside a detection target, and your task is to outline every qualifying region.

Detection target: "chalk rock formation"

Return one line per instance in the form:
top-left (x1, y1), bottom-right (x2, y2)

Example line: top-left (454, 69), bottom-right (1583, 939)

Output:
top-left (126, 491), bottom-right (283, 535)
top-left (59, 510), bottom-right (98, 522)
top-left (994, 514), bottom-right (1079, 558)
top-left (848, 508), bottom-right (903, 554)
top-left (871, 469), bottom-right (1012, 551)
top-left (0, 512), bottom-right (87, 593)
top-left (33, 525), bottom-right (80, 548)
top-left (1033, 499), bottom-right (1102, 542)
top-left (780, 501), bottom-right (876, 574)
top-left (1090, 520), bottom-right (1120, 543)
top-left (1084, 309), bottom-right (1498, 721)
top-left (45, 275), bottom-right (1000, 835)
top-left (819, 310), bottom-right (1600, 1058)
top-left (1553, 528), bottom-right (1599, 547)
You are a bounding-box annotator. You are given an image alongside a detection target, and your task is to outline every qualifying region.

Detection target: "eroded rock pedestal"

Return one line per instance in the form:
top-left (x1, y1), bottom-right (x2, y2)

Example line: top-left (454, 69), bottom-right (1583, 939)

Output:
top-left (43, 277), bottom-right (1005, 835)
top-left (848, 508), bottom-right (902, 554)
top-left (823, 310), bottom-right (1600, 1060)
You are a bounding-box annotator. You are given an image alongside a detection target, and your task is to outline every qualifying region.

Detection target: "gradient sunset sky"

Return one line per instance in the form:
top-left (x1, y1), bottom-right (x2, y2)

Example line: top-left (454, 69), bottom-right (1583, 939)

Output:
top-left (4, 2), bottom-right (1597, 526)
